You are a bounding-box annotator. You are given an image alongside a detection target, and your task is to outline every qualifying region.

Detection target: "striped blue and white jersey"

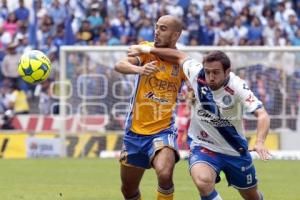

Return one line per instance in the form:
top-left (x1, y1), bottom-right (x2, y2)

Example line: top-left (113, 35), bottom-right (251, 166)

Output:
top-left (182, 58), bottom-right (262, 156)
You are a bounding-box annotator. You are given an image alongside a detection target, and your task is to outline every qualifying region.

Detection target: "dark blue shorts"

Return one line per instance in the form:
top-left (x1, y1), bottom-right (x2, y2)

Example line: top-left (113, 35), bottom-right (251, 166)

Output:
top-left (189, 146), bottom-right (257, 189)
top-left (120, 129), bottom-right (180, 169)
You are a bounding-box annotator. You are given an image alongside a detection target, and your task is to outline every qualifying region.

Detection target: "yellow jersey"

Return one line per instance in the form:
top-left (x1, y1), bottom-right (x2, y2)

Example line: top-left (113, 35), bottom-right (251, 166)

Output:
top-left (11, 90), bottom-right (30, 113)
top-left (126, 42), bottom-right (186, 135)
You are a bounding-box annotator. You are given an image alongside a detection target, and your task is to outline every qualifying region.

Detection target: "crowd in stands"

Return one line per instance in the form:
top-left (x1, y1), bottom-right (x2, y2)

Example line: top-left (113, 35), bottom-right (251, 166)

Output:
top-left (1, 0), bottom-right (300, 61)
top-left (0, 0), bottom-right (300, 131)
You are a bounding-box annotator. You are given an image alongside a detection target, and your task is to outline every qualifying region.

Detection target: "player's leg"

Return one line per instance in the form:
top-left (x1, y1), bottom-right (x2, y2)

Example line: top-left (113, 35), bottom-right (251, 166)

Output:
top-left (238, 186), bottom-right (264, 200)
top-left (120, 164), bottom-right (145, 200)
top-left (221, 151), bottom-right (261, 200)
top-left (119, 130), bottom-right (150, 200)
top-left (153, 147), bottom-right (176, 200)
top-left (151, 132), bottom-right (179, 200)
top-left (189, 147), bottom-right (223, 200)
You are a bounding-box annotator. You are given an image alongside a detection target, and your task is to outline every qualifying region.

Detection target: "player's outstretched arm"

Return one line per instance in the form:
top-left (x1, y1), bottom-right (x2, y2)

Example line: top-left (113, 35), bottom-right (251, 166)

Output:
top-left (253, 107), bottom-right (271, 161)
top-left (115, 57), bottom-right (159, 75)
top-left (114, 56), bottom-right (142, 74)
top-left (128, 45), bottom-right (189, 66)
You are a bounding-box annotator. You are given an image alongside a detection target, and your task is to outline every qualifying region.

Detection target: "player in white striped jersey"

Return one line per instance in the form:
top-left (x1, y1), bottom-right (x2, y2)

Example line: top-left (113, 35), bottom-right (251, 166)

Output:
top-left (128, 47), bottom-right (270, 200)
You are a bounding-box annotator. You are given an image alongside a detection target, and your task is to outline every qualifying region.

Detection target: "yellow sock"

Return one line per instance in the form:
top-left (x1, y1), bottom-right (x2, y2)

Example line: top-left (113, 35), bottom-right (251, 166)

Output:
top-left (157, 191), bottom-right (173, 200)
top-left (157, 188), bottom-right (174, 200)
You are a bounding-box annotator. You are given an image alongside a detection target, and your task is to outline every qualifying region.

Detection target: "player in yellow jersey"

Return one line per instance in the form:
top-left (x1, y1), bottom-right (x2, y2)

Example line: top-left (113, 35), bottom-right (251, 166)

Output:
top-left (114, 15), bottom-right (185, 200)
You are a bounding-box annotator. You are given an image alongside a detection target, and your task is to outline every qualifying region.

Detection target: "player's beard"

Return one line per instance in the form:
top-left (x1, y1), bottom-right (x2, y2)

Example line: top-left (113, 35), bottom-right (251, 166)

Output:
top-left (208, 82), bottom-right (222, 90)
top-left (154, 37), bottom-right (169, 47)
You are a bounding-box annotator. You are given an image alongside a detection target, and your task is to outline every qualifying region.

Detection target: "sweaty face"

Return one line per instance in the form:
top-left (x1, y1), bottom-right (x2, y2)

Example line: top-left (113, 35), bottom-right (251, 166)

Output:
top-left (204, 61), bottom-right (229, 90)
top-left (154, 18), bottom-right (175, 47)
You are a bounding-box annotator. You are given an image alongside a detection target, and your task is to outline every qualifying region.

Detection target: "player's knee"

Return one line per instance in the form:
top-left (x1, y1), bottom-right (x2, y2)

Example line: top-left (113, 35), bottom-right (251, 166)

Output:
top-left (156, 167), bottom-right (173, 186)
top-left (194, 175), bottom-right (214, 195)
top-left (121, 184), bottom-right (137, 198)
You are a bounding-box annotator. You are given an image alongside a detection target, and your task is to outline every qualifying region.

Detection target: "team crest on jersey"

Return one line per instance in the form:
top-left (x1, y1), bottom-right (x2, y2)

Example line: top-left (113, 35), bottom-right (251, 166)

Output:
top-left (171, 65), bottom-right (179, 76)
top-left (222, 94), bottom-right (234, 110)
top-left (222, 94), bottom-right (232, 106)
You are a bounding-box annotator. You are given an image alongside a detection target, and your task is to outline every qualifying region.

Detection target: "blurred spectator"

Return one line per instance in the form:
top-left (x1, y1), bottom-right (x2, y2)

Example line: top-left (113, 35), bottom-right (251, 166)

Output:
top-left (37, 15), bottom-right (54, 48)
top-left (15, 34), bottom-right (32, 53)
top-left (273, 27), bottom-right (287, 46)
top-left (166, 0), bottom-right (184, 19)
top-left (223, 7), bottom-right (235, 28)
top-left (6, 81), bottom-right (29, 114)
top-left (1, 43), bottom-right (20, 80)
top-left (0, 25), bottom-right (12, 49)
top-left (2, 12), bottom-right (18, 37)
top-left (284, 13), bottom-right (298, 41)
top-left (14, 0), bottom-right (29, 21)
top-left (263, 17), bottom-right (277, 46)
top-left (1, 109), bottom-right (15, 129)
top-left (137, 18), bottom-right (154, 42)
top-left (274, 2), bottom-right (286, 29)
top-left (240, 6), bottom-right (252, 27)
top-left (48, 0), bottom-right (66, 26)
top-left (260, 6), bottom-right (274, 26)
top-left (0, 0), bottom-right (9, 26)
top-left (247, 16), bottom-right (263, 45)
top-left (215, 21), bottom-right (235, 45)
top-left (232, 16), bottom-right (248, 45)
top-left (291, 29), bottom-right (300, 46)
top-left (87, 4), bottom-right (104, 29)
top-left (40, 36), bottom-right (57, 60)
top-left (34, 79), bottom-right (57, 115)
top-left (127, 0), bottom-right (143, 27)
top-left (95, 32), bottom-right (108, 45)
top-left (76, 20), bottom-right (94, 45)
top-left (107, 0), bottom-right (126, 20)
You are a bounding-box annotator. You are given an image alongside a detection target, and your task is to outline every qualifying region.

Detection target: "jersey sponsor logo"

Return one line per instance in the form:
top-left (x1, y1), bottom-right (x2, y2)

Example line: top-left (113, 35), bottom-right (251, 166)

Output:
top-left (144, 92), bottom-right (169, 103)
top-left (196, 109), bottom-right (233, 127)
top-left (145, 76), bottom-right (178, 92)
top-left (197, 135), bottom-right (214, 145)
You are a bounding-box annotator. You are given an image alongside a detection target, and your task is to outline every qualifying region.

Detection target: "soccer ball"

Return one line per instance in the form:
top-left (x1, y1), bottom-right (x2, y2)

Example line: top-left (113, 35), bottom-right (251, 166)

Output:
top-left (18, 50), bottom-right (51, 84)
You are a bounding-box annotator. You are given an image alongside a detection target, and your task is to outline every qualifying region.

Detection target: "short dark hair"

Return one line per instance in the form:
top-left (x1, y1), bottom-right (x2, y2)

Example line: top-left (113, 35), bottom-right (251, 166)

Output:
top-left (203, 50), bottom-right (231, 71)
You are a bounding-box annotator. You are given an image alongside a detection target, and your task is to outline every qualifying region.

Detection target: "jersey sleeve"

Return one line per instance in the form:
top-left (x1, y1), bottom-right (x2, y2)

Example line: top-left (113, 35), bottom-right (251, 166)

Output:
top-left (235, 79), bottom-right (263, 113)
top-left (181, 58), bottom-right (202, 83)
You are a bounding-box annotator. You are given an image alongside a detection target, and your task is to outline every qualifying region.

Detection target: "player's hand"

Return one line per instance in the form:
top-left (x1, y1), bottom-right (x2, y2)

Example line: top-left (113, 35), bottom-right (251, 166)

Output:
top-left (139, 61), bottom-right (159, 75)
top-left (253, 142), bottom-right (271, 161)
top-left (128, 45), bottom-right (151, 56)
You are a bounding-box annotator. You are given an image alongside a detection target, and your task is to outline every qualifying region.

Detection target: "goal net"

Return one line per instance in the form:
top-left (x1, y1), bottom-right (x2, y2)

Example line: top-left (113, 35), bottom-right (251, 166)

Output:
top-left (55, 46), bottom-right (300, 157)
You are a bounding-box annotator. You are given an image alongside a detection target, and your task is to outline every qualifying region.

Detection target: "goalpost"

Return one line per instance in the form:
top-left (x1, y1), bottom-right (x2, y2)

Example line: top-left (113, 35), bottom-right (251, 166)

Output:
top-left (58, 46), bottom-right (300, 158)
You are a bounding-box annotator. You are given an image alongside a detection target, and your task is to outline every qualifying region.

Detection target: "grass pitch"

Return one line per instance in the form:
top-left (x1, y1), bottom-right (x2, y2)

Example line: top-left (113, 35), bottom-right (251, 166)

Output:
top-left (0, 159), bottom-right (299, 200)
